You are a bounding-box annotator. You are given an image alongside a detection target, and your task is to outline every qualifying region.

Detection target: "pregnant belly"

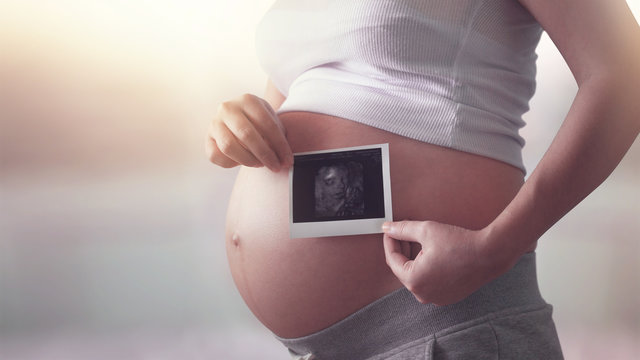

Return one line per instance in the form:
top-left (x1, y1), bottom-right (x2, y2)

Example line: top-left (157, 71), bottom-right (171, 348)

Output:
top-left (225, 112), bottom-right (524, 338)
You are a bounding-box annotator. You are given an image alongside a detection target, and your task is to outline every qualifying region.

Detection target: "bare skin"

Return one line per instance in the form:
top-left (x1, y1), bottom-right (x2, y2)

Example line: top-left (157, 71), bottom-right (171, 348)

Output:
top-left (206, 0), bottom-right (640, 339)
top-left (223, 110), bottom-right (525, 338)
top-left (382, 0), bottom-right (640, 305)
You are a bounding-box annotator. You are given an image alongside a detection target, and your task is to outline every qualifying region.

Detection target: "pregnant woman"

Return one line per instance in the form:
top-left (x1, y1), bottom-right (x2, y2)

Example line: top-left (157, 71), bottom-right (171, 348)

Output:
top-left (206, 0), bottom-right (640, 359)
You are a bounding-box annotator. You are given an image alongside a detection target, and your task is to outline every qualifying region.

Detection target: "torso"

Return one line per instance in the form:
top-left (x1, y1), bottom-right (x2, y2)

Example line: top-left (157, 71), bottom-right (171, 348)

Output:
top-left (225, 111), bottom-right (528, 338)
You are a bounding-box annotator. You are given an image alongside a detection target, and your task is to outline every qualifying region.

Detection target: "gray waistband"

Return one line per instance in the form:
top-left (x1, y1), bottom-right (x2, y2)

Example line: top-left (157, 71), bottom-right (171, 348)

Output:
top-left (276, 252), bottom-right (545, 360)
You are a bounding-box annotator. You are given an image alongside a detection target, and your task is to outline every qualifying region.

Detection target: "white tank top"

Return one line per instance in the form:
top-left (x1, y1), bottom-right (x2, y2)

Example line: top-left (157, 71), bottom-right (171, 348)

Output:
top-left (255, 0), bottom-right (543, 172)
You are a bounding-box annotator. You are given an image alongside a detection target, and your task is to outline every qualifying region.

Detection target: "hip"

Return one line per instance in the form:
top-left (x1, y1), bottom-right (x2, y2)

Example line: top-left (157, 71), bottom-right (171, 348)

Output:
top-left (281, 252), bottom-right (563, 360)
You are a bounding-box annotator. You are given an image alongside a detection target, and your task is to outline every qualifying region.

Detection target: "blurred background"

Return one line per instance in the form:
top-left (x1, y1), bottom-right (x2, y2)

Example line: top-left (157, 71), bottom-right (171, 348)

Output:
top-left (1, 1), bottom-right (638, 359)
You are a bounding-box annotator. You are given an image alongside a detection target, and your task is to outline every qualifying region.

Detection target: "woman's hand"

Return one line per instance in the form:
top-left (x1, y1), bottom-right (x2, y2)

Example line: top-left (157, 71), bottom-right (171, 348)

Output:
top-left (382, 220), bottom-right (515, 306)
top-left (205, 93), bottom-right (294, 172)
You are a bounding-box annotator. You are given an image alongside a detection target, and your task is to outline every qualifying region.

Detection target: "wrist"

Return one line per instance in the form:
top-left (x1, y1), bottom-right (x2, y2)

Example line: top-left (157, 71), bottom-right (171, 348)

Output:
top-left (477, 221), bottom-right (530, 277)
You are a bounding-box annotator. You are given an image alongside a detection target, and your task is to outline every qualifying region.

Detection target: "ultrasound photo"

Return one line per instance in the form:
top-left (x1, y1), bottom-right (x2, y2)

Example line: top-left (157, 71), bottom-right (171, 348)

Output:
top-left (289, 144), bottom-right (393, 238)
top-left (314, 161), bottom-right (364, 217)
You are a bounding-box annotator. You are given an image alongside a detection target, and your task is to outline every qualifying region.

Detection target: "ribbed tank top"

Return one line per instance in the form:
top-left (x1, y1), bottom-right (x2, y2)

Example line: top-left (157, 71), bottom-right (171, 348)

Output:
top-left (255, 0), bottom-right (543, 172)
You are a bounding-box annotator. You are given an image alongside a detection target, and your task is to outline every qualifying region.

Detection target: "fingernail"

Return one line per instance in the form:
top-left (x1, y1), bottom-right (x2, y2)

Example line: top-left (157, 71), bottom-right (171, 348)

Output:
top-left (267, 157), bottom-right (281, 172)
top-left (382, 222), bottom-right (391, 232)
top-left (285, 154), bottom-right (294, 167)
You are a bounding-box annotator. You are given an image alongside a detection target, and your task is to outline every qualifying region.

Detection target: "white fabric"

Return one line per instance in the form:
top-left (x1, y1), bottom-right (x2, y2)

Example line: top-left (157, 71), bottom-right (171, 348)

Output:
top-left (289, 349), bottom-right (316, 360)
top-left (256, 0), bottom-right (543, 172)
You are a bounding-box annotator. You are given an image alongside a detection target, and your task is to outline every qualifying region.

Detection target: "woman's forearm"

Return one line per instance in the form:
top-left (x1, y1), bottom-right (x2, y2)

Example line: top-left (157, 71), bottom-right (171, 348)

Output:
top-left (485, 72), bottom-right (640, 264)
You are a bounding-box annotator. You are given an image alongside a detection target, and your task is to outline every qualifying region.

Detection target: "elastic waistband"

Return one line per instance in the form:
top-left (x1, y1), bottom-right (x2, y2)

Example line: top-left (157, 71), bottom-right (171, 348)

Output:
top-left (276, 252), bottom-right (545, 360)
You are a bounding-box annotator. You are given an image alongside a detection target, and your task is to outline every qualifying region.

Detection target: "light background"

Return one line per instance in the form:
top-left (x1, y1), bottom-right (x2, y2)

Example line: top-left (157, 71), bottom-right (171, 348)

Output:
top-left (1, 1), bottom-right (639, 359)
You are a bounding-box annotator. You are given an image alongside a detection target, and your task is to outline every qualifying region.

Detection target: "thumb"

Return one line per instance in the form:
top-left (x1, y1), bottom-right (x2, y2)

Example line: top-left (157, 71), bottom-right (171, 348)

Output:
top-left (381, 220), bottom-right (425, 244)
top-left (382, 233), bottom-right (415, 284)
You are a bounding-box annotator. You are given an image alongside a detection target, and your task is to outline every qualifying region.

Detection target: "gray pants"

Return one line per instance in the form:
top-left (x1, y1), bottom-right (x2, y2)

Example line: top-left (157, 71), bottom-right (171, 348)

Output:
top-left (277, 252), bottom-right (563, 360)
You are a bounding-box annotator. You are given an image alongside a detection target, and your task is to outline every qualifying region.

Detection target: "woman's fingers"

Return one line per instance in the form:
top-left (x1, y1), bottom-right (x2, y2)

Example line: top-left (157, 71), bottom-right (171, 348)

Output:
top-left (383, 220), bottom-right (498, 305)
top-left (208, 94), bottom-right (292, 171)
top-left (242, 95), bottom-right (294, 167)
top-left (382, 221), bottom-right (427, 243)
top-left (216, 100), bottom-right (280, 170)
top-left (205, 136), bottom-right (239, 168)
top-left (383, 221), bottom-right (436, 303)
top-left (222, 108), bottom-right (282, 171)
top-left (383, 233), bottom-right (415, 285)
top-left (211, 121), bottom-right (262, 168)
top-left (382, 220), bottom-right (426, 283)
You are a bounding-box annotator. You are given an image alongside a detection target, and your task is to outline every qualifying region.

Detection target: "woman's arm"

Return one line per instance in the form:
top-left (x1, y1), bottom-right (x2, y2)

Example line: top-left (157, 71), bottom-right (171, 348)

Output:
top-left (382, 0), bottom-right (640, 305)
top-left (487, 0), bottom-right (640, 266)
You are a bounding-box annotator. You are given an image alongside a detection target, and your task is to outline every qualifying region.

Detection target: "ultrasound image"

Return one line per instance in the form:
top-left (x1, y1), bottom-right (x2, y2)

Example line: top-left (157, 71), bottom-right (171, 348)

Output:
top-left (291, 147), bottom-right (385, 223)
top-left (314, 162), bottom-right (364, 217)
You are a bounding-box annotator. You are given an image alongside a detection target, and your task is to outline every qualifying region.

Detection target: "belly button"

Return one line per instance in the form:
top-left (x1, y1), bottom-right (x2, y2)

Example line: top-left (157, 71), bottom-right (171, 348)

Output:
top-left (231, 233), bottom-right (241, 248)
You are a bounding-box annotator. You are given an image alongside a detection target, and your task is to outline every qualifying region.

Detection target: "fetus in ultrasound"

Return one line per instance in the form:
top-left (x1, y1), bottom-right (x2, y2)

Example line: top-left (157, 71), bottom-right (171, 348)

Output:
top-left (314, 161), bottom-right (364, 217)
